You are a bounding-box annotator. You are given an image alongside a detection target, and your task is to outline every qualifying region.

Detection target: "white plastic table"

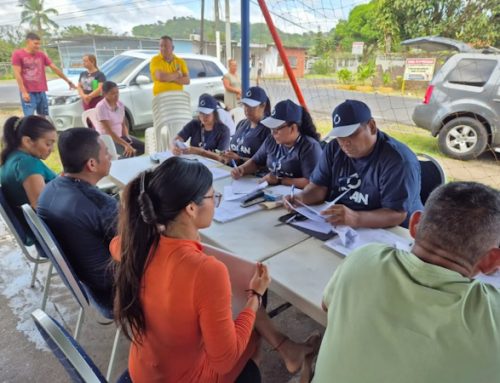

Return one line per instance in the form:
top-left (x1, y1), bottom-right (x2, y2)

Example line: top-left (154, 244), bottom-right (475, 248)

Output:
top-left (108, 156), bottom-right (156, 188)
top-left (200, 176), bottom-right (311, 262)
top-left (265, 227), bottom-right (411, 326)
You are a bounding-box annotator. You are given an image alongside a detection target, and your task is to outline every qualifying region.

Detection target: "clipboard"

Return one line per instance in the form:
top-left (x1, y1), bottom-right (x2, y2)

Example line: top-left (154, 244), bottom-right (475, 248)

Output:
top-left (278, 213), bottom-right (337, 241)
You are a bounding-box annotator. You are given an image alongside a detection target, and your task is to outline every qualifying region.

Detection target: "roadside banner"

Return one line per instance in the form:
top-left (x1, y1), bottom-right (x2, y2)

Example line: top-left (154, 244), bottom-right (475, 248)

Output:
top-left (403, 58), bottom-right (436, 81)
top-left (351, 42), bottom-right (364, 55)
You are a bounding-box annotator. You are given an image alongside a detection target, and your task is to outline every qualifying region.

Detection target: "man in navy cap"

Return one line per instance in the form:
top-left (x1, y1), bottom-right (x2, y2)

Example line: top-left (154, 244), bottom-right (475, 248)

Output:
top-left (288, 99), bottom-right (422, 228)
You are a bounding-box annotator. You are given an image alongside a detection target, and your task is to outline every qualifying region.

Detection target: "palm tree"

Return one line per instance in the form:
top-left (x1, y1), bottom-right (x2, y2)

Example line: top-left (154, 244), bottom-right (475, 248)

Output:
top-left (19, 0), bottom-right (59, 37)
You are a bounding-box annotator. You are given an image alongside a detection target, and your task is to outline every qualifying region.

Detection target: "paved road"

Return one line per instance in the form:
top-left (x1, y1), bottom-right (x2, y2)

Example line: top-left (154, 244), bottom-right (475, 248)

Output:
top-left (0, 78), bottom-right (419, 125)
top-left (0, 81), bottom-right (21, 108)
top-left (264, 79), bottom-right (420, 126)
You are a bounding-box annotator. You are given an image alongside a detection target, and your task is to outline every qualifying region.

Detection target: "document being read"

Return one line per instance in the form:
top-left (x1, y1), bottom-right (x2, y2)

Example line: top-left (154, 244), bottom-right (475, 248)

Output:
top-left (284, 200), bottom-right (358, 245)
top-left (324, 228), bottom-right (413, 257)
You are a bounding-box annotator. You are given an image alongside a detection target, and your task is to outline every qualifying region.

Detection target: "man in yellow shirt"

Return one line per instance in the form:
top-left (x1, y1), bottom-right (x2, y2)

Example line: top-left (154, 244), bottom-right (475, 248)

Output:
top-left (150, 36), bottom-right (190, 96)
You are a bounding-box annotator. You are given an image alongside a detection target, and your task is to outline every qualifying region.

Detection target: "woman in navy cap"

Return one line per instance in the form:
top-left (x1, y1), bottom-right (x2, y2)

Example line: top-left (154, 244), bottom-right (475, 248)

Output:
top-left (221, 86), bottom-right (271, 166)
top-left (173, 93), bottom-right (230, 161)
top-left (231, 99), bottom-right (322, 189)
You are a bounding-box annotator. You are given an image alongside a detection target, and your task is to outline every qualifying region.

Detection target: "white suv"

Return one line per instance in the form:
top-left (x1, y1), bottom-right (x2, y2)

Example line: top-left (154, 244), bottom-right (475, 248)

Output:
top-left (47, 50), bottom-right (227, 131)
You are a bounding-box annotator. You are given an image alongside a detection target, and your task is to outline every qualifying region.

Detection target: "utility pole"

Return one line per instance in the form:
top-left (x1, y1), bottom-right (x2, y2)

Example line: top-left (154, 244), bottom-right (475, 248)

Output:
top-left (200, 0), bottom-right (205, 54)
top-left (214, 0), bottom-right (220, 59)
top-left (225, 0), bottom-right (231, 63)
top-left (214, 0), bottom-right (220, 36)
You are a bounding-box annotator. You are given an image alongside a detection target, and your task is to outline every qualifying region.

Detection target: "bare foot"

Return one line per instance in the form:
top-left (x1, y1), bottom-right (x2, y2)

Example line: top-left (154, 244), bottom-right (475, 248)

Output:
top-left (300, 333), bottom-right (322, 383)
top-left (300, 352), bottom-right (315, 383)
top-left (276, 332), bottom-right (321, 374)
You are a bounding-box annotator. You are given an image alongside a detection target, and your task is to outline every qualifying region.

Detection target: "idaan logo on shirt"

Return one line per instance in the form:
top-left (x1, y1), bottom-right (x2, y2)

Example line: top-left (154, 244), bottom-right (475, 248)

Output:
top-left (340, 173), bottom-right (369, 206)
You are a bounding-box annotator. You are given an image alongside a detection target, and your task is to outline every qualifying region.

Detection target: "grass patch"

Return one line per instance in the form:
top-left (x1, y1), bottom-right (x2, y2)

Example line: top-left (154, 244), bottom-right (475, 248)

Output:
top-left (304, 74), bottom-right (336, 80)
top-left (43, 145), bottom-right (63, 174)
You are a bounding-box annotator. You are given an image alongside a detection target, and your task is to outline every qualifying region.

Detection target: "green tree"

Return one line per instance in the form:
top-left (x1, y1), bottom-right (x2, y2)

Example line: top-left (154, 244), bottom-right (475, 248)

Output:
top-left (332, 1), bottom-right (381, 54)
top-left (18, 0), bottom-right (58, 37)
top-left (377, 0), bottom-right (499, 48)
top-left (60, 24), bottom-right (114, 38)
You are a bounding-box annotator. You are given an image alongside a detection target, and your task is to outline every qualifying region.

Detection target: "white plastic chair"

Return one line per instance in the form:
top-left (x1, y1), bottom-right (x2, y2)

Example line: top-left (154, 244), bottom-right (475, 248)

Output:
top-left (218, 108), bottom-right (236, 136)
top-left (81, 108), bottom-right (101, 130)
top-left (99, 135), bottom-right (119, 161)
top-left (151, 91), bottom-right (192, 151)
top-left (229, 107), bottom-right (246, 127)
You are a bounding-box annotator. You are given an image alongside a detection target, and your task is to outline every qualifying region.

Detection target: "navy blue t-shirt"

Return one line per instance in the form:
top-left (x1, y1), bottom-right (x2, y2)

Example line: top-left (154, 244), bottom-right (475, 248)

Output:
top-left (38, 176), bottom-right (118, 309)
top-left (252, 135), bottom-right (322, 179)
top-left (310, 130), bottom-right (423, 227)
top-left (229, 119), bottom-right (270, 159)
top-left (177, 119), bottom-right (230, 151)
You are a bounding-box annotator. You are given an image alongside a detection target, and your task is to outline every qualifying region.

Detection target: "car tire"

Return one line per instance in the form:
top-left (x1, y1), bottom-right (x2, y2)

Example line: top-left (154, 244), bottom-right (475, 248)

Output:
top-left (125, 112), bottom-right (134, 132)
top-left (438, 117), bottom-right (488, 160)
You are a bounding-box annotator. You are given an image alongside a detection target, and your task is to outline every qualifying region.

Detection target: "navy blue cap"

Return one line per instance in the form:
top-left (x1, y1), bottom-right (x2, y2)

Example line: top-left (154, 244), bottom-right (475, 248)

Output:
top-left (241, 86), bottom-right (268, 107)
top-left (330, 100), bottom-right (372, 137)
top-left (261, 99), bottom-right (302, 129)
top-left (197, 93), bottom-right (218, 114)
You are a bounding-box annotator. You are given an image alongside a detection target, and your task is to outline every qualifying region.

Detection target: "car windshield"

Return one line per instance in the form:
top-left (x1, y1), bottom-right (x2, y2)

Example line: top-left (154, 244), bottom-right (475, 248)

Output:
top-left (100, 55), bottom-right (144, 84)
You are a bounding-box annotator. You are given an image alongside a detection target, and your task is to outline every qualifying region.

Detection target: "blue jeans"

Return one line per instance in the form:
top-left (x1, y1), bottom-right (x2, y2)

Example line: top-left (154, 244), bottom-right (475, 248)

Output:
top-left (20, 92), bottom-right (49, 116)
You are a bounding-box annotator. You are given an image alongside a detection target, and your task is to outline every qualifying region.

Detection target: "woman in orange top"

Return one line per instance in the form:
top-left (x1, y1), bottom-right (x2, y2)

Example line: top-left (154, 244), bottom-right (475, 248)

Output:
top-left (113, 157), bottom-right (317, 382)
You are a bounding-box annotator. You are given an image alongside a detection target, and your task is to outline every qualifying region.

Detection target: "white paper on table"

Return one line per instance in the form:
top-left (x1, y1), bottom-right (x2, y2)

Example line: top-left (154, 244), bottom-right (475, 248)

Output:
top-left (324, 228), bottom-right (413, 257)
top-left (292, 201), bottom-right (329, 223)
top-left (208, 167), bottom-right (231, 180)
top-left (214, 199), bottom-right (263, 223)
top-left (231, 178), bottom-right (268, 194)
top-left (332, 225), bottom-right (358, 247)
top-left (182, 154), bottom-right (221, 168)
top-left (291, 219), bottom-right (333, 234)
top-left (223, 185), bottom-right (247, 201)
top-left (475, 271), bottom-right (500, 288)
top-left (266, 185), bottom-right (293, 196)
top-left (156, 150), bottom-right (173, 162)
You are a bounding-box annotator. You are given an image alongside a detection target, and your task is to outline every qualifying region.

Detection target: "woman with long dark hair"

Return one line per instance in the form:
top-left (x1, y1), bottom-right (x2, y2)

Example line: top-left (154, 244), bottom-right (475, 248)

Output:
top-left (1, 115), bottom-right (57, 209)
top-left (221, 86), bottom-right (271, 166)
top-left (113, 157), bottom-right (318, 382)
top-left (232, 99), bottom-right (322, 189)
top-left (77, 54), bottom-right (105, 110)
top-left (0, 115), bottom-right (57, 244)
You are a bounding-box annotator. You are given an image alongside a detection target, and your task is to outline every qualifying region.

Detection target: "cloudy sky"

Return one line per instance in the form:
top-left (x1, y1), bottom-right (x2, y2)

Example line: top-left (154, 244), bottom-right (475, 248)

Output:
top-left (0, 0), bottom-right (361, 35)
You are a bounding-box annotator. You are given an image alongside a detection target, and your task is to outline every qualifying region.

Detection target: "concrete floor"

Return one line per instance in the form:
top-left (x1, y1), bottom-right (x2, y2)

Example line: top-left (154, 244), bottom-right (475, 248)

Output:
top-left (0, 221), bottom-right (324, 383)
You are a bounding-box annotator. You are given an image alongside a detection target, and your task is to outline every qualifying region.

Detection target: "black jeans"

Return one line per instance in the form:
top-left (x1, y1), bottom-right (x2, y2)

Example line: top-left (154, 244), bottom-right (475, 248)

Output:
top-left (115, 135), bottom-right (145, 157)
top-left (235, 359), bottom-right (261, 383)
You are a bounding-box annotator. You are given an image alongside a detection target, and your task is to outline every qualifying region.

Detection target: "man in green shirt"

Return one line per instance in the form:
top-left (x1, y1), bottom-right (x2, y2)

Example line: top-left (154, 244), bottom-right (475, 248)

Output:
top-left (313, 182), bottom-right (500, 383)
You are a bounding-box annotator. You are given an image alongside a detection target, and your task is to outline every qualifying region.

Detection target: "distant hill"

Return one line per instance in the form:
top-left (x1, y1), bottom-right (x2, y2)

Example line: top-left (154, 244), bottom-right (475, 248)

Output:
top-left (131, 16), bottom-right (314, 48)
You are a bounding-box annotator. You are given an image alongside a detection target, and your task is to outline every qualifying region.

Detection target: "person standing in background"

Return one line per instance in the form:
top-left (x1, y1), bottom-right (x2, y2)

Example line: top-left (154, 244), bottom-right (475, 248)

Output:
top-left (150, 35), bottom-right (190, 96)
top-left (222, 59), bottom-right (241, 110)
top-left (11, 32), bottom-right (75, 117)
top-left (77, 54), bottom-right (105, 110)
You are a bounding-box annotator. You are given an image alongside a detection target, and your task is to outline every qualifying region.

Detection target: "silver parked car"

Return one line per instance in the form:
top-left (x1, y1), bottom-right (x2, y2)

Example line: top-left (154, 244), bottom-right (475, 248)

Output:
top-left (406, 37), bottom-right (500, 160)
top-left (47, 50), bottom-right (227, 131)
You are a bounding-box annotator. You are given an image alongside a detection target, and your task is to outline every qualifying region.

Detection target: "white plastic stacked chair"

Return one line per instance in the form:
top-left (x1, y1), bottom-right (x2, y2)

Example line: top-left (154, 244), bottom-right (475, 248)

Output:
top-left (148, 91), bottom-right (192, 152)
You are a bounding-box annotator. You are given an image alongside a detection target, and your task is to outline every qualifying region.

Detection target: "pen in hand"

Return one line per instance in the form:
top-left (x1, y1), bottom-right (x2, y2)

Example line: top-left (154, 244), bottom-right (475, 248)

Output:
top-left (231, 159), bottom-right (238, 168)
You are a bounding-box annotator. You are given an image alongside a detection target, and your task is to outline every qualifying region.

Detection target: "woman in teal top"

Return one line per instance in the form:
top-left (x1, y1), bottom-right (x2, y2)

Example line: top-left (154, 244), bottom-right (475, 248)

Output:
top-left (1, 115), bottom-right (57, 213)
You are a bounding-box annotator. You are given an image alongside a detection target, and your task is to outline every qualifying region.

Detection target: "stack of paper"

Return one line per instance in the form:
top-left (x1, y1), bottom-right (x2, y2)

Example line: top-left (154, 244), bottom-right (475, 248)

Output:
top-left (231, 178), bottom-right (268, 194)
top-left (214, 200), bottom-right (263, 223)
top-left (324, 228), bottom-right (413, 256)
top-left (209, 167), bottom-right (231, 180)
